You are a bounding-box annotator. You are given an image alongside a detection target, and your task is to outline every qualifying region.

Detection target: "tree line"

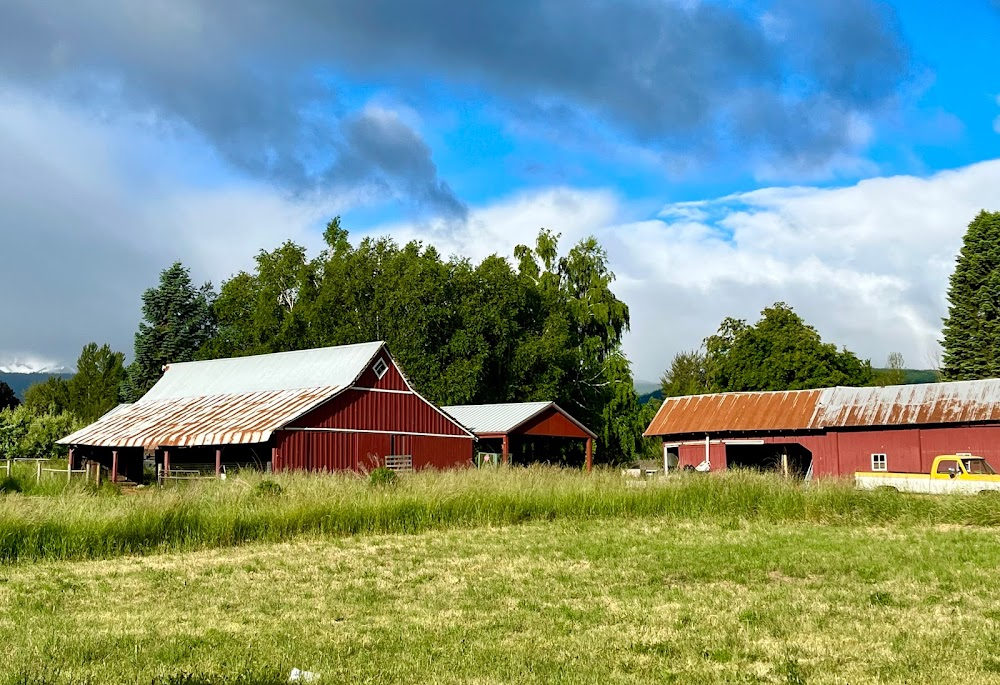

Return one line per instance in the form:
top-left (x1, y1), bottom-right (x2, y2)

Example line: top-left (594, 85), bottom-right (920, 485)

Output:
top-left (6, 209), bottom-right (999, 461)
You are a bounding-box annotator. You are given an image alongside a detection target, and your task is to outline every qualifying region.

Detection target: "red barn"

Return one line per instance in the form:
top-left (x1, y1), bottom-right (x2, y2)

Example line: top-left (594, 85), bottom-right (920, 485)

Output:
top-left (644, 380), bottom-right (1000, 478)
top-left (59, 341), bottom-right (474, 481)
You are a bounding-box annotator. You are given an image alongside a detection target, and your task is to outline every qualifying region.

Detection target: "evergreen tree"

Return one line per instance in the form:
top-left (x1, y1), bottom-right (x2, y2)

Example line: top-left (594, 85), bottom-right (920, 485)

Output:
top-left (123, 263), bottom-right (216, 401)
top-left (0, 381), bottom-right (19, 411)
top-left (942, 210), bottom-right (1000, 380)
top-left (660, 350), bottom-right (708, 397)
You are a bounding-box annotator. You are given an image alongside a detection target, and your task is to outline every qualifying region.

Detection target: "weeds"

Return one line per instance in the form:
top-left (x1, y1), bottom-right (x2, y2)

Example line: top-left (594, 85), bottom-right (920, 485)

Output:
top-left (0, 467), bottom-right (998, 563)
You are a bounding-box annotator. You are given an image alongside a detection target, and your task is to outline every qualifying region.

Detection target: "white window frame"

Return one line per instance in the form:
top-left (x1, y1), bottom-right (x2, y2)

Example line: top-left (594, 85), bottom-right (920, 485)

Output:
top-left (871, 453), bottom-right (887, 472)
top-left (373, 357), bottom-right (389, 379)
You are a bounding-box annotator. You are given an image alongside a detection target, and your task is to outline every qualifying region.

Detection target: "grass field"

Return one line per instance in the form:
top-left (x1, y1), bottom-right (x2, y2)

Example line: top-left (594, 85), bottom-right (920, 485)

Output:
top-left (4, 468), bottom-right (1000, 683)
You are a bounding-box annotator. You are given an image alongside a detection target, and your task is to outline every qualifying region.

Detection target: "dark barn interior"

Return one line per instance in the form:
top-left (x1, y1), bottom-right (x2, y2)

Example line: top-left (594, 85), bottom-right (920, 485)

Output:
top-left (725, 442), bottom-right (813, 478)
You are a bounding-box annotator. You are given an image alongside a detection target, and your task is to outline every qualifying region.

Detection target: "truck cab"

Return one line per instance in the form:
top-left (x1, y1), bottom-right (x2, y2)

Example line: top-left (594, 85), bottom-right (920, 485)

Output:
top-left (931, 455), bottom-right (999, 480)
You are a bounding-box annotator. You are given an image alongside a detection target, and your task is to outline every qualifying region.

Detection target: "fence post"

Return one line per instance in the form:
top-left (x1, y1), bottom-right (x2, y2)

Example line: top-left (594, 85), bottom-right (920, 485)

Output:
top-left (36, 460), bottom-right (42, 484)
top-left (67, 458), bottom-right (72, 483)
top-left (4, 460), bottom-right (10, 477)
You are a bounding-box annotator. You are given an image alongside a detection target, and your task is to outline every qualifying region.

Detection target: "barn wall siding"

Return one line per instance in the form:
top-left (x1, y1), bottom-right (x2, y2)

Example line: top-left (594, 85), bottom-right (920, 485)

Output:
top-left (290, 389), bottom-right (468, 436)
top-left (274, 430), bottom-right (471, 472)
top-left (519, 408), bottom-right (592, 439)
top-left (352, 356), bottom-right (410, 391)
top-left (666, 423), bottom-right (1000, 477)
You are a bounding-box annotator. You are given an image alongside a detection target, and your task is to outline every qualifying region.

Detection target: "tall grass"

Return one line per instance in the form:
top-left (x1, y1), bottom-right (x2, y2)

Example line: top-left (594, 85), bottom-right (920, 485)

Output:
top-left (1, 467), bottom-right (999, 563)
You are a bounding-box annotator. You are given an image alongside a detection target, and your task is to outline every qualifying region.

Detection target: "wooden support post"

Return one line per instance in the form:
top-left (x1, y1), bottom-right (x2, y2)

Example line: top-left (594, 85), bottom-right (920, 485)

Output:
top-left (585, 438), bottom-right (593, 473)
top-left (270, 446), bottom-right (277, 472)
top-left (781, 452), bottom-right (789, 479)
top-left (163, 450), bottom-right (170, 478)
top-left (67, 456), bottom-right (72, 483)
top-left (501, 434), bottom-right (510, 466)
top-left (95, 462), bottom-right (101, 487)
top-left (111, 450), bottom-right (119, 484)
top-left (215, 448), bottom-right (222, 477)
top-left (36, 460), bottom-right (42, 483)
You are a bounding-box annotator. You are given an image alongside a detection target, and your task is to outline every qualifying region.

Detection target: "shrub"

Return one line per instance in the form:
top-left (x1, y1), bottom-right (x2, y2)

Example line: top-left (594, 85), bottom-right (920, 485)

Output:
top-left (254, 479), bottom-right (283, 497)
top-left (368, 467), bottom-right (397, 487)
top-left (0, 475), bottom-right (22, 494)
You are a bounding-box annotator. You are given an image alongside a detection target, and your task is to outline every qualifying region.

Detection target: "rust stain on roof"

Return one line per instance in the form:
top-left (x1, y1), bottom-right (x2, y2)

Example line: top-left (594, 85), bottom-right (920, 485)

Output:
top-left (818, 382), bottom-right (1000, 427)
top-left (644, 379), bottom-right (1000, 437)
top-left (643, 389), bottom-right (823, 437)
top-left (58, 387), bottom-right (340, 448)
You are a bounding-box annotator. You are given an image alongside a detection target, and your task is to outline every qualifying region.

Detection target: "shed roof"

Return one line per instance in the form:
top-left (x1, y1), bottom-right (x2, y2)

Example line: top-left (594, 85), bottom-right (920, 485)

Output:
top-left (60, 342), bottom-right (388, 448)
top-left (644, 378), bottom-right (1000, 437)
top-left (443, 401), bottom-right (597, 439)
top-left (644, 389), bottom-right (822, 436)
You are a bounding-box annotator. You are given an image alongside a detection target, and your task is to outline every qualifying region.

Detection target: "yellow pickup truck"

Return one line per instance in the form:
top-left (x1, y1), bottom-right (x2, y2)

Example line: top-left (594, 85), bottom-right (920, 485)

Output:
top-left (855, 455), bottom-right (1000, 494)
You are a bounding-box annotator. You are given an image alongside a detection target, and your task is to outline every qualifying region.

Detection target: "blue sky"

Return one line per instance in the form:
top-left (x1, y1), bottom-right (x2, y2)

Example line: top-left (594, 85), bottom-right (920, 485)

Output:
top-left (1, 1), bottom-right (1000, 379)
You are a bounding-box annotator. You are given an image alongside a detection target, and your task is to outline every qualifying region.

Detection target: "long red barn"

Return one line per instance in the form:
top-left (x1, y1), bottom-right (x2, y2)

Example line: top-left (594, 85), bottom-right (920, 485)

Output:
top-left (644, 380), bottom-right (1000, 477)
top-left (59, 341), bottom-right (474, 480)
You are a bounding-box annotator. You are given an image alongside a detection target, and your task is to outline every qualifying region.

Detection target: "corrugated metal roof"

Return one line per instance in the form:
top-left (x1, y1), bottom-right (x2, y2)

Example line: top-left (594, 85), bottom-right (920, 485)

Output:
top-left (643, 390), bottom-right (822, 436)
top-left (60, 342), bottom-right (388, 448)
top-left (644, 378), bottom-right (1000, 437)
top-left (817, 380), bottom-right (1000, 427)
top-left (442, 401), bottom-right (597, 438)
top-left (59, 387), bottom-right (339, 448)
top-left (144, 341), bottom-right (385, 399)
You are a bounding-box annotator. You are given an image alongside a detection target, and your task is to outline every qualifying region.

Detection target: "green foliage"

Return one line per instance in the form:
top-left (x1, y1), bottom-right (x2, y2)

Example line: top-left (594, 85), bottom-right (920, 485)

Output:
top-left (124, 262), bottom-right (216, 401)
top-left (203, 219), bottom-right (642, 464)
top-left (23, 375), bottom-right (71, 414)
top-left (942, 210), bottom-right (1000, 380)
top-left (253, 479), bottom-right (284, 497)
top-left (368, 466), bottom-right (398, 487)
top-left (704, 303), bottom-right (874, 392)
top-left (0, 381), bottom-right (19, 411)
top-left (660, 349), bottom-right (708, 397)
top-left (0, 405), bottom-right (80, 458)
top-left (67, 342), bottom-right (127, 422)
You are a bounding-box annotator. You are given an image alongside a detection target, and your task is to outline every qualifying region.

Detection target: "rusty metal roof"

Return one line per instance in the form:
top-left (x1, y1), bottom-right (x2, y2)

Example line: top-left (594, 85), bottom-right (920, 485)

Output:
top-left (59, 342), bottom-right (389, 448)
top-left (643, 389), bottom-right (823, 436)
top-left (817, 380), bottom-right (1000, 427)
top-left (59, 387), bottom-right (339, 448)
top-left (644, 379), bottom-right (1000, 437)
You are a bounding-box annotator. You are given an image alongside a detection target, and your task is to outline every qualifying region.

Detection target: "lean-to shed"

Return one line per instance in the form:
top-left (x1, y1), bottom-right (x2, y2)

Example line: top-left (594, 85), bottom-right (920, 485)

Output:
top-left (442, 401), bottom-right (596, 470)
top-left (59, 341), bottom-right (474, 481)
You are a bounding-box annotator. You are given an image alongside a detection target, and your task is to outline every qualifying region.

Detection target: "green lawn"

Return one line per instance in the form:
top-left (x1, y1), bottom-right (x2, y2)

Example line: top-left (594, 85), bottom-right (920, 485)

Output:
top-left (5, 516), bottom-right (1000, 684)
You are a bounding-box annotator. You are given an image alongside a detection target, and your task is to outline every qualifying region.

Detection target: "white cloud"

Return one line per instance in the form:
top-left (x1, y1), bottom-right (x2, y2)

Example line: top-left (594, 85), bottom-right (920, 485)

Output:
top-left (5, 81), bottom-right (1000, 386)
top-left (364, 161), bottom-right (1000, 382)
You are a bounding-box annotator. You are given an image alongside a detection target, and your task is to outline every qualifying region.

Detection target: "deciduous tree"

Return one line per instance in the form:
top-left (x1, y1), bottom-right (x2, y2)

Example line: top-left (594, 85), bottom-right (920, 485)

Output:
top-left (704, 303), bottom-right (873, 392)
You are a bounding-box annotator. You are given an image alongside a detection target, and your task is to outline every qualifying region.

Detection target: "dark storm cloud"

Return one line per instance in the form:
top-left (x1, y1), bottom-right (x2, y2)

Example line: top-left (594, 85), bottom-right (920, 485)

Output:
top-left (0, 0), bottom-right (910, 186)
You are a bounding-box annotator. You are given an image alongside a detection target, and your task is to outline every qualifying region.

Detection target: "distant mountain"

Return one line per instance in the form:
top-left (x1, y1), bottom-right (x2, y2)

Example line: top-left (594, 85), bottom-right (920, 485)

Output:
top-left (636, 369), bottom-right (939, 407)
top-left (634, 380), bottom-right (660, 396)
top-left (0, 372), bottom-right (74, 400)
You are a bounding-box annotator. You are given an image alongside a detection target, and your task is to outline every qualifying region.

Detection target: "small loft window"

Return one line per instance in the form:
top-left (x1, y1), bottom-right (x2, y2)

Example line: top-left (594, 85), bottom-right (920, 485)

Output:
top-left (373, 357), bottom-right (389, 379)
top-left (871, 453), bottom-right (887, 472)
